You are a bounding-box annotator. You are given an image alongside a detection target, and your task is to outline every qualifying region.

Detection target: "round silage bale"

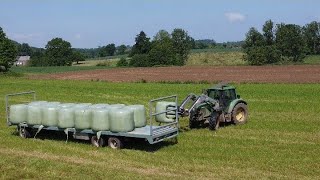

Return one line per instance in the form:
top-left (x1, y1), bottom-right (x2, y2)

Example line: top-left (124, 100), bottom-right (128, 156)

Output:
top-left (91, 104), bottom-right (109, 109)
top-left (74, 107), bottom-right (92, 130)
top-left (9, 104), bottom-right (28, 124)
top-left (73, 103), bottom-right (92, 109)
top-left (58, 103), bottom-right (75, 108)
top-left (29, 101), bottom-right (47, 106)
top-left (46, 102), bottom-right (60, 106)
top-left (126, 105), bottom-right (146, 128)
top-left (27, 103), bottom-right (43, 125)
top-left (42, 104), bottom-right (60, 127)
top-left (109, 107), bottom-right (134, 132)
top-left (155, 101), bottom-right (176, 123)
top-left (109, 104), bottom-right (125, 109)
top-left (58, 107), bottom-right (75, 128)
top-left (91, 108), bottom-right (110, 131)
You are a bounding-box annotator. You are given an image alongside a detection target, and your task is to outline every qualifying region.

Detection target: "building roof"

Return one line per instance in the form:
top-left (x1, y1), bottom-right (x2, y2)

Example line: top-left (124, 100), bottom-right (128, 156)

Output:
top-left (17, 56), bottom-right (30, 61)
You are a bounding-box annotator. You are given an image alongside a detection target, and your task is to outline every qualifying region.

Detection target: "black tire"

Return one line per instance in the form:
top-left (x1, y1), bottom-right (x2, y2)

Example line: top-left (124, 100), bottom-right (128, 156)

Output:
top-left (232, 103), bottom-right (248, 125)
top-left (189, 111), bottom-right (199, 129)
top-left (91, 136), bottom-right (106, 147)
top-left (209, 112), bottom-right (219, 131)
top-left (19, 127), bottom-right (32, 138)
top-left (108, 137), bottom-right (124, 149)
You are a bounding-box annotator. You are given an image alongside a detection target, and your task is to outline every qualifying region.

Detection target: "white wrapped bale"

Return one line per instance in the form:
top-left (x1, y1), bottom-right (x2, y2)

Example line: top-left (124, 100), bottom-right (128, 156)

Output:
top-left (27, 104), bottom-right (43, 125)
top-left (9, 104), bottom-right (27, 124)
top-left (109, 107), bottom-right (134, 132)
top-left (91, 108), bottom-right (110, 131)
top-left (42, 104), bottom-right (60, 127)
top-left (155, 101), bottom-right (176, 123)
top-left (73, 103), bottom-right (92, 109)
top-left (91, 104), bottom-right (109, 109)
top-left (126, 105), bottom-right (146, 128)
top-left (58, 103), bottom-right (75, 108)
top-left (74, 107), bottom-right (92, 130)
top-left (109, 104), bottom-right (125, 109)
top-left (58, 107), bottom-right (75, 128)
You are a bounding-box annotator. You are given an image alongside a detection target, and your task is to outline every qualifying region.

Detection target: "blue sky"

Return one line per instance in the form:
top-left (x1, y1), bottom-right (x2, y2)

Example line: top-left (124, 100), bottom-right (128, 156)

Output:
top-left (1, 0), bottom-right (319, 48)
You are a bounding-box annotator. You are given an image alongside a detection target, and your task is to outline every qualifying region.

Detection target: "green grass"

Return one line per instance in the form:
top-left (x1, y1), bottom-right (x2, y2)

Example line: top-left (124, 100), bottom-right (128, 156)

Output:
top-left (10, 66), bottom-right (113, 74)
top-left (187, 51), bottom-right (247, 66)
top-left (0, 77), bottom-right (319, 179)
top-left (304, 55), bottom-right (320, 64)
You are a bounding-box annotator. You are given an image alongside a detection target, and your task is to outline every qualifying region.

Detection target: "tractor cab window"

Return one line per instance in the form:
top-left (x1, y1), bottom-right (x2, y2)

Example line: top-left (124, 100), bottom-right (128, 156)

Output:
top-left (208, 90), bottom-right (221, 100)
top-left (223, 89), bottom-right (236, 102)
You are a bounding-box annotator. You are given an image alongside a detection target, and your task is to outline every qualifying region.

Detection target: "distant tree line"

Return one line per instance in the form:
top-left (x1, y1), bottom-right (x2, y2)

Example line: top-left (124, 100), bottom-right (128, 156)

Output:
top-left (243, 20), bottom-right (320, 65)
top-left (126, 29), bottom-right (193, 67)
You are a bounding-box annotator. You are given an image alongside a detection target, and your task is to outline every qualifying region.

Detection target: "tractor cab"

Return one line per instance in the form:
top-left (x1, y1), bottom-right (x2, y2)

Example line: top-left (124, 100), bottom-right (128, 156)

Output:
top-left (206, 84), bottom-right (239, 110)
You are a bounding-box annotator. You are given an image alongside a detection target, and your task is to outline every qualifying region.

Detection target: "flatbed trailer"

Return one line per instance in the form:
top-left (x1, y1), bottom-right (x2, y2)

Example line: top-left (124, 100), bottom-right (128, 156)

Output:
top-left (5, 92), bottom-right (179, 149)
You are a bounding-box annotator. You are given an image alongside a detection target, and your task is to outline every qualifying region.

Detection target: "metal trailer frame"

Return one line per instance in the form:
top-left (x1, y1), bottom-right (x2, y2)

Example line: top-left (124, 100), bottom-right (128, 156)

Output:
top-left (5, 91), bottom-right (179, 148)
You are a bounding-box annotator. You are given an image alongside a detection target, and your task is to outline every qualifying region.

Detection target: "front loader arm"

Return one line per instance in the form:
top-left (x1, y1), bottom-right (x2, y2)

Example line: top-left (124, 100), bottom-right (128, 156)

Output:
top-left (178, 94), bottom-right (220, 117)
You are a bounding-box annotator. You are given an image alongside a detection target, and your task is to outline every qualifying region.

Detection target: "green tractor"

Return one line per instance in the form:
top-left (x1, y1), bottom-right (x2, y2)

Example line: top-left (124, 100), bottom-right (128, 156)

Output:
top-left (178, 83), bottom-right (248, 130)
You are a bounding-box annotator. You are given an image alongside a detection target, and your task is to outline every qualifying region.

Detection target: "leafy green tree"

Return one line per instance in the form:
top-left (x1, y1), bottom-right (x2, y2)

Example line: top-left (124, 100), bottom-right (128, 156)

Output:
top-left (45, 38), bottom-right (73, 66)
top-left (117, 44), bottom-right (127, 55)
top-left (243, 27), bottom-right (265, 49)
top-left (70, 51), bottom-right (86, 64)
top-left (243, 28), bottom-right (266, 65)
top-left (148, 37), bottom-right (176, 66)
top-left (263, 20), bottom-right (274, 45)
top-left (116, 57), bottom-right (128, 67)
top-left (18, 43), bottom-right (32, 56)
top-left (98, 46), bottom-right (106, 57)
top-left (276, 23), bottom-right (306, 62)
top-left (129, 31), bottom-right (151, 57)
top-left (153, 30), bottom-right (171, 41)
top-left (0, 27), bottom-right (17, 71)
top-left (105, 43), bottom-right (116, 56)
top-left (303, 21), bottom-right (320, 54)
top-left (129, 54), bottom-right (149, 67)
top-left (171, 28), bottom-right (192, 65)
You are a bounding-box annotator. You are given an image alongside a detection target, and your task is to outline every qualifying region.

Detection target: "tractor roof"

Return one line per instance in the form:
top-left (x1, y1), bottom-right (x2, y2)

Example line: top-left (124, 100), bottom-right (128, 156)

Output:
top-left (208, 84), bottom-right (236, 90)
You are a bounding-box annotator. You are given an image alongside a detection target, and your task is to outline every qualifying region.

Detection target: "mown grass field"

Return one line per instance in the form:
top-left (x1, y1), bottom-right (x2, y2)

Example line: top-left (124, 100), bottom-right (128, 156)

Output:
top-left (0, 76), bottom-right (319, 179)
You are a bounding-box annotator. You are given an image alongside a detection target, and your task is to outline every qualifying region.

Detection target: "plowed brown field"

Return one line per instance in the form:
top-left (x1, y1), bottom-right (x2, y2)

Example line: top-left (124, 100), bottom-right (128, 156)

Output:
top-left (31, 65), bottom-right (320, 83)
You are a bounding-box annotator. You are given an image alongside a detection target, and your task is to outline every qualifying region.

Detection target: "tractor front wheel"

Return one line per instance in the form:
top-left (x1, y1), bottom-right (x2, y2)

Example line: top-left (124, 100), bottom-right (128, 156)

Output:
top-left (232, 103), bottom-right (248, 125)
top-left (209, 113), bottom-right (219, 130)
top-left (189, 111), bottom-right (199, 129)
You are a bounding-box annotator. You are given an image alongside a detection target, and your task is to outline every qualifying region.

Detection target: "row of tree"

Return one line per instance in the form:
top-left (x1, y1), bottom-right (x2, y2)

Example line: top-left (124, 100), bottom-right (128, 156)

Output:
top-left (127, 29), bottom-right (193, 67)
top-left (0, 27), bottom-right (17, 71)
top-left (28, 38), bottom-right (85, 66)
top-left (243, 20), bottom-right (320, 65)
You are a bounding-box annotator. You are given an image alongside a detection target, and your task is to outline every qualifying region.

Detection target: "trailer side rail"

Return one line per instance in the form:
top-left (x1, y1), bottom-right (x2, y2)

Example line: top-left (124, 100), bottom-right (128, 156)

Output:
top-left (5, 91), bottom-right (36, 126)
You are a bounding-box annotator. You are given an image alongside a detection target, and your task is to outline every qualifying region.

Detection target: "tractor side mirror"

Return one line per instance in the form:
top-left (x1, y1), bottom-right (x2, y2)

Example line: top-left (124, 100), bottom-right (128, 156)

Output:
top-left (237, 95), bottom-right (240, 99)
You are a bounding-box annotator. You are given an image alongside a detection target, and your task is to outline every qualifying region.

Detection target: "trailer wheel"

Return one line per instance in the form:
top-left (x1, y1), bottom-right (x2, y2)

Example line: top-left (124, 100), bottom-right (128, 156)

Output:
top-left (209, 112), bottom-right (219, 131)
top-left (108, 137), bottom-right (123, 149)
top-left (232, 103), bottom-right (248, 125)
top-left (19, 127), bottom-right (32, 138)
top-left (91, 136), bottom-right (106, 147)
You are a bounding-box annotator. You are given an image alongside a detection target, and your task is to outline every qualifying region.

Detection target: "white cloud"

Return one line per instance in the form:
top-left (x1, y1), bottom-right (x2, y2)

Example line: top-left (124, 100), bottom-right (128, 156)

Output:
top-left (75, 33), bottom-right (81, 40)
top-left (225, 12), bottom-right (246, 23)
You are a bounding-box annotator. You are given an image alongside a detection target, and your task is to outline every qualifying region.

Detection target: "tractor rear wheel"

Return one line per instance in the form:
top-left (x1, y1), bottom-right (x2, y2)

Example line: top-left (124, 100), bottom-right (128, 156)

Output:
top-left (209, 112), bottom-right (219, 130)
top-left (232, 103), bottom-right (248, 125)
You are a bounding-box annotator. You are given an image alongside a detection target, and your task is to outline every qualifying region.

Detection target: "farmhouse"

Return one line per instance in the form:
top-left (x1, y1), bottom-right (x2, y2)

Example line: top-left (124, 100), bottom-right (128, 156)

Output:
top-left (15, 56), bottom-right (30, 66)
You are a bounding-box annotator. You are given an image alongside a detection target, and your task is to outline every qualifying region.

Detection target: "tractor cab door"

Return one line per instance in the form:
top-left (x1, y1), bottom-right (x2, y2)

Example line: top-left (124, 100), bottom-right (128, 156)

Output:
top-left (221, 89), bottom-right (237, 109)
